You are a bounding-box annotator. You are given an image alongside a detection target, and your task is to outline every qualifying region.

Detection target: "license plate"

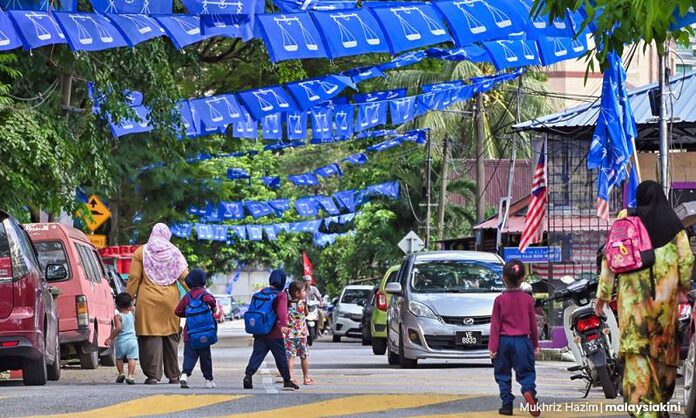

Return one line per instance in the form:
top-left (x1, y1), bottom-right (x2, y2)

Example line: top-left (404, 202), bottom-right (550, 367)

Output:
top-left (456, 331), bottom-right (482, 346)
top-left (584, 339), bottom-right (600, 353)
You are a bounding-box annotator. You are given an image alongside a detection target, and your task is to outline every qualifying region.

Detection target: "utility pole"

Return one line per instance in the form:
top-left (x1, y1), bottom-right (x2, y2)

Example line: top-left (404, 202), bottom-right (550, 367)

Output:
top-left (498, 77), bottom-right (523, 250)
top-left (474, 94), bottom-right (485, 249)
top-left (658, 52), bottom-right (670, 197)
top-left (424, 133), bottom-right (433, 249)
top-left (437, 136), bottom-right (450, 242)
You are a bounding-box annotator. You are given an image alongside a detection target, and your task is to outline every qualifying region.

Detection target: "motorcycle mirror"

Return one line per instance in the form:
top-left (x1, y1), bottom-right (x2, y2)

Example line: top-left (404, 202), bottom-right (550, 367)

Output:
top-left (559, 275), bottom-right (575, 285)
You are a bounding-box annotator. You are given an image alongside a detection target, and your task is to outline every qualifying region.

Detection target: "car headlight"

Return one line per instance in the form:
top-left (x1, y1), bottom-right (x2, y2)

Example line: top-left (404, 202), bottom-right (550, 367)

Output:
top-left (408, 301), bottom-right (441, 322)
top-left (337, 311), bottom-right (349, 318)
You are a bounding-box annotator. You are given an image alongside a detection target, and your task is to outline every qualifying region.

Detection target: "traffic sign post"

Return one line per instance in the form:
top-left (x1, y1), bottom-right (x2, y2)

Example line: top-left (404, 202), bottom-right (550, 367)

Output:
top-left (398, 231), bottom-right (425, 255)
top-left (79, 195), bottom-right (112, 232)
top-left (87, 234), bottom-right (107, 249)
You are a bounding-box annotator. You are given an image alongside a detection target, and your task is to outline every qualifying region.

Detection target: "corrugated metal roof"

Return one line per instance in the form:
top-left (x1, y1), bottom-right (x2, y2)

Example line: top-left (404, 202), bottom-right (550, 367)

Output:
top-left (450, 160), bottom-right (531, 209)
top-left (515, 70), bottom-right (696, 132)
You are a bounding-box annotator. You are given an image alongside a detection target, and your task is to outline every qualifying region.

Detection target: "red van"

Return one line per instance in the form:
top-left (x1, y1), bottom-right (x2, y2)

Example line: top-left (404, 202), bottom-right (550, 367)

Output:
top-left (0, 212), bottom-right (61, 385)
top-left (26, 223), bottom-right (115, 369)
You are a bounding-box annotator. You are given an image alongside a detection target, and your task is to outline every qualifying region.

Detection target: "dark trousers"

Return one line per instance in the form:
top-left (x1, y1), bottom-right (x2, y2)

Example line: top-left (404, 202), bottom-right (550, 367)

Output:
top-left (244, 338), bottom-right (290, 381)
top-left (494, 335), bottom-right (536, 406)
top-left (182, 342), bottom-right (213, 381)
top-left (138, 334), bottom-right (180, 381)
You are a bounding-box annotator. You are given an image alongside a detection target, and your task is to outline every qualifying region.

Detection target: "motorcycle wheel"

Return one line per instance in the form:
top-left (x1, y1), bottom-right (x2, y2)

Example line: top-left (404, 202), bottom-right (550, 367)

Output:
top-left (596, 365), bottom-right (617, 399)
top-left (685, 332), bottom-right (696, 418)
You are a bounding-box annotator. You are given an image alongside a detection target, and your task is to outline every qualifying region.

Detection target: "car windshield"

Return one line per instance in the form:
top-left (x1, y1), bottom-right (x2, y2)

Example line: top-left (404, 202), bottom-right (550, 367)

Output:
top-left (34, 241), bottom-right (70, 281)
top-left (341, 289), bottom-right (371, 305)
top-left (410, 259), bottom-right (503, 293)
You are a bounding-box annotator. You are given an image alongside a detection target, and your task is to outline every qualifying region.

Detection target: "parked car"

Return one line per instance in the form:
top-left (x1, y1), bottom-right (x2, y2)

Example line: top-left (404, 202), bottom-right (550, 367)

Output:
top-left (214, 295), bottom-right (235, 321)
top-left (26, 223), bottom-right (116, 369)
top-left (361, 286), bottom-right (378, 346)
top-left (213, 301), bottom-right (225, 323)
top-left (105, 265), bottom-right (126, 296)
top-left (0, 211), bottom-right (61, 385)
top-left (370, 265), bottom-right (400, 355)
top-left (386, 251), bottom-right (504, 368)
top-left (331, 285), bottom-right (373, 342)
top-left (228, 300), bottom-right (242, 320)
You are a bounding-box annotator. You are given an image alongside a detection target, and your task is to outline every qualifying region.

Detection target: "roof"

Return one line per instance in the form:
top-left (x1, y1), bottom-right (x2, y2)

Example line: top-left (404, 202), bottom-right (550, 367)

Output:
top-left (412, 251), bottom-right (503, 263)
top-left (515, 70), bottom-right (696, 133)
top-left (25, 222), bottom-right (90, 243)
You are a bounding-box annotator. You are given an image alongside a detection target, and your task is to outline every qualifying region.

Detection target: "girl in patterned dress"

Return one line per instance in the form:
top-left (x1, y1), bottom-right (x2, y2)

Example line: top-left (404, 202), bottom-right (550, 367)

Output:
top-left (284, 280), bottom-right (314, 385)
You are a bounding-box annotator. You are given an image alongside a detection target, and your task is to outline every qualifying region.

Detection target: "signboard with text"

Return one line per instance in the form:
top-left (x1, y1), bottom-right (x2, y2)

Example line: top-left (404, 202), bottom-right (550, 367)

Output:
top-left (87, 234), bottom-right (107, 249)
top-left (503, 246), bottom-right (561, 264)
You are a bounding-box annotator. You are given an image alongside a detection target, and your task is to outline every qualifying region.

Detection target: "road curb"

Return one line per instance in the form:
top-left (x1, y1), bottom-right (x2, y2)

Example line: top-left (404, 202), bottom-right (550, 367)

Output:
top-left (539, 348), bottom-right (573, 362)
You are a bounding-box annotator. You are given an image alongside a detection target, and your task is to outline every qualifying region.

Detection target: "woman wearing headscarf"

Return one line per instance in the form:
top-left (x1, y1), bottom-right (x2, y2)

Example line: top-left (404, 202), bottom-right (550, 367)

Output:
top-left (595, 180), bottom-right (694, 417)
top-left (127, 223), bottom-right (189, 384)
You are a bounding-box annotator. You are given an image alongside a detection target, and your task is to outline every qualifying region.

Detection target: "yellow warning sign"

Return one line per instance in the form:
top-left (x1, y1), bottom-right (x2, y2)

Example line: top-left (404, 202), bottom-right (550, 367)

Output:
top-left (87, 234), bottom-right (107, 249)
top-left (82, 195), bottom-right (112, 232)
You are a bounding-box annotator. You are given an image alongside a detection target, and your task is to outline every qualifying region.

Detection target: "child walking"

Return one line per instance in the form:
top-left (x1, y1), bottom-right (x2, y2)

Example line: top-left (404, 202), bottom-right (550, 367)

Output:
top-left (489, 259), bottom-right (540, 417)
top-left (285, 280), bottom-right (314, 385)
top-left (175, 268), bottom-right (217, 389)
top-left (105, 292), bottom-right (138, 385)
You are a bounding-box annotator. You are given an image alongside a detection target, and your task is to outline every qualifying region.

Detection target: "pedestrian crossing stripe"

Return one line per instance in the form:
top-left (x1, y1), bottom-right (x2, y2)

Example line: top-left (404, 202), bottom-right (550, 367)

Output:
top-left (30, 394), bottom-right (245, 418)
top-left (224, 394), bottom-right (469, 418)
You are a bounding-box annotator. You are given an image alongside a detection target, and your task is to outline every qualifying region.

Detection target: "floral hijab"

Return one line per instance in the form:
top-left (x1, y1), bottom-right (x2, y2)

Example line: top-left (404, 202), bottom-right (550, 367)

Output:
top-left (143, 223), bottom-right (188, 286)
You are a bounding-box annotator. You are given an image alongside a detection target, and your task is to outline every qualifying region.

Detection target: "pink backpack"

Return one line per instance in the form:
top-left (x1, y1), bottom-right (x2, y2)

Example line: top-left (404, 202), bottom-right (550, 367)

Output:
top-left (605, 216), bottom-right (655, 274)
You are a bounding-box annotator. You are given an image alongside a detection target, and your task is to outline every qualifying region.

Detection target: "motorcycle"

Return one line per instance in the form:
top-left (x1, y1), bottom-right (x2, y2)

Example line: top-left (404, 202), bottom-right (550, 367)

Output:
top-left (306, 299), bottom-right (321, 346)
top-left (545, 275), bottom-right (621, 399)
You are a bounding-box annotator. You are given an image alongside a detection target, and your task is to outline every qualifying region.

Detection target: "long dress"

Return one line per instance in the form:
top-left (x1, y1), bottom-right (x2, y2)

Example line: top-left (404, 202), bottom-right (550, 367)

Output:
top-left (126, 246), bottom-right (188, 380)
top-left (597, 230), bottom-right (693, 417)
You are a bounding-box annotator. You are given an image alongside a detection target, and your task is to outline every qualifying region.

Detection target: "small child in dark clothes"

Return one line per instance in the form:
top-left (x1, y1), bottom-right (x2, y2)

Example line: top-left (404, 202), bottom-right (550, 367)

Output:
top-left (175, 268), bottom-right (217, 389)
top-left (489, 259), bottom-right (540, 417)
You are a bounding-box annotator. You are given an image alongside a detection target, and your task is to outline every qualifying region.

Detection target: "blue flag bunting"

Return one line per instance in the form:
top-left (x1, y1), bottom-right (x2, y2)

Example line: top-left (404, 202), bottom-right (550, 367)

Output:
top-left (483, 39), bottom-right (541, 70)
top-left (536, 35), bottom-right (587, 66)
top-left (262, 112), bottom-right (283, 140)
top-left (368, 3), bottom-right (452, 54)
top-left (311, 8), bottom-right (389, 58)
top-left (263, 225), bottom-right (279, 241)
top-left (389, 96), bottom-right (416, 124)
top-left (356, 101), bottom-right (387, 131)
top-left (314, 195), bottom-right (340, 215)
top-left (238, 85), bottom-right (297, 120)
top-left (220, 201), bottom-right (245, 220)
top-left (314, 162), bottom-right (343, 178)
top-left (227, 168), bottom-right (251, 180)
top-left (354, 88), bottom-right (406, 103)
top-left (230, 225), bottom-right (247, 240)
top-left (434, 0), bottom-right (527, 46)
top-left (257, 12), bottom-right (329, 62)
top-left (245, 201), bottom-right (275, 219)
top-left (8, 10), bottom-right (66, 49)
top-left (334, 189), bottom-right (356, 212)
top-left (196, 223), bottom-right (214, 240)
top-left (246, 224), bottom-right (264, 241)
top-left (91, 0), bottom-right (170, 13)
top-left (262, 176), bottom-right (282, 189)
top-left (212, 224), bottom-right (229, 241)
top-left (170, 223), bottom-right (193, 238)
top-left (268, 199), bottom-right (291, 216)
top-left (286, 111), bottom-right (307, 140)
top-left (288, 173), bottom-right (320, 186)
top-left (191, 94), bottom-right (244, 131)
top-left (310, 106), bottom-right (333, 141)
top-left (295, 197), bottom-right (321, 216)
top-left (286, 75), bottom-right (355, 110)
top-left (105, 13), bottom-right (166, 47)
top-left (343, 153), bottom-right (368, 165)
top-left (334, 104), bottom-right (354, 138)
top-left (109, 105), bottom-right (151, 137)
top-left (234, 110), bottom-right (258, 139)
top-left (155, 15), bottom-right (214, 49)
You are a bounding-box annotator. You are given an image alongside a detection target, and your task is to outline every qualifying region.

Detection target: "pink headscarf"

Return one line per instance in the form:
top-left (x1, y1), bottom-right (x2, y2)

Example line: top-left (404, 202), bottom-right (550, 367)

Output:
top-left (143, 223), bottom-right (188, 286)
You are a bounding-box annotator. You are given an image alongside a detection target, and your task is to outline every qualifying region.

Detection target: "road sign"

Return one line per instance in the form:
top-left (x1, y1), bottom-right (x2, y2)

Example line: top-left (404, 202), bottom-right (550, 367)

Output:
top-left (82, 195), bottom-right (112, 232)
top-left (503, 246), bottom-right (562, 263)
top-left (398, 231), bottom-right (425, 254)
top-left (87, 234), bottom-right (107, 249)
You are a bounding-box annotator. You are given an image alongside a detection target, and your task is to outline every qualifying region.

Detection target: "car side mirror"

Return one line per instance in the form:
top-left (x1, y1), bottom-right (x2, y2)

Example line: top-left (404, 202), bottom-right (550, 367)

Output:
top-left (46, 264), bottom-right (68, 281)
top-left (385, 282), bottom-right (403, 296)
top-left (49, 286), bottom-right (62, 298)
top-left (332, 297), bottom-right (338, 306)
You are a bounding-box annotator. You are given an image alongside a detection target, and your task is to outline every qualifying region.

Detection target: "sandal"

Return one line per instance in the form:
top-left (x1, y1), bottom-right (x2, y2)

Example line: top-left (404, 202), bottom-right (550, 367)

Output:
top-left (303, 377), bottom-right (315, 385)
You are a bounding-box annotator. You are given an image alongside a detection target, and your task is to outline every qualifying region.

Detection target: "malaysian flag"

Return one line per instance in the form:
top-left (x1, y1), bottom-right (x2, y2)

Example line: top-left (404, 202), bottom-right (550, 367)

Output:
top-left (519, 140), bottom-right (547, 253)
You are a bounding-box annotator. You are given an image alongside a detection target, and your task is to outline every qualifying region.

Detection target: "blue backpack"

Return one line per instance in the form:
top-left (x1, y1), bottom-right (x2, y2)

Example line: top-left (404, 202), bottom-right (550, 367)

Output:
top-left (185, 292), bottom-right (218, 349)
top-left (244, 288), bottom-right (279, 336)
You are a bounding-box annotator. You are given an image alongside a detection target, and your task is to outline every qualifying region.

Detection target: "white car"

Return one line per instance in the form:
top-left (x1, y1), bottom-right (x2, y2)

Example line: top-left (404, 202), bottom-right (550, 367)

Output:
top-left (332, 285), bottom-right (373, 342)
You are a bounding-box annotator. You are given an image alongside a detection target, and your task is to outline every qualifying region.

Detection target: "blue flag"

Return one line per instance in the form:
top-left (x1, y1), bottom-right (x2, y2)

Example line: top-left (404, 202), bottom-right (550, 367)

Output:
top-left (310, 106), bottom-right (333, 141)
top-left (286, 111), bottom-right (307, 140)
top-left (334, 104), bottom-right (354, 138)
top-left (311, 9), bottom-right (389, 58)
top-left (286, 75), bottom-right (355, 110)
top-left (368, 3), bottom-right (452, 54)
top-left (257, 12), bottom-right (329, 62)
top-left (262, 113), bottom-right (283, 140)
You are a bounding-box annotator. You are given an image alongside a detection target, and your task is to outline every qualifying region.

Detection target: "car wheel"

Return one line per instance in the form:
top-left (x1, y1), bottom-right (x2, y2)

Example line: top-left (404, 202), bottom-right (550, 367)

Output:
top-left (23, 353), bottom-right (47, 386)
top-left (372, 337), bottom-right (387, 355)
top-left (542, 325), bottom-right (549, 341)
top-left (398, 328), bottom-right (417, 369)
top-left (100, 346), bottom-right (116, 367)
top-left (47, 331), bottom-right (61, 381)
top-left (387, 329), bottom-right (399, 366)
top-left (685, 331), bottom-right (696, 417)
top-left (332, 334), bottom-right (341, 343)
top-left (362, 330), bottom-right (371, 346)
top-left (78, 328), bottom-right (99, 370)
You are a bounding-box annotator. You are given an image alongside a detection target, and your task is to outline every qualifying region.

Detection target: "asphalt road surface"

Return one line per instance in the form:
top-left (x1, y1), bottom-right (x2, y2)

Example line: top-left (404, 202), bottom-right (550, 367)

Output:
top-left (0, 322), bottom-right (687, 417)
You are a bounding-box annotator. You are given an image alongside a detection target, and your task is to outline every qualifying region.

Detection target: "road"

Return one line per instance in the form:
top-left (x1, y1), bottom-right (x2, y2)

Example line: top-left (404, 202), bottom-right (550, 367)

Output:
top-left (0, 321), bottom-right (687, 417)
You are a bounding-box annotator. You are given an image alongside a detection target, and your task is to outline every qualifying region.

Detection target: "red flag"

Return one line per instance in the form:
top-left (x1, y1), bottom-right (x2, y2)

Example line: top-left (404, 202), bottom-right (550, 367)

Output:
top-left (302, 252), bottom-right (314, 284)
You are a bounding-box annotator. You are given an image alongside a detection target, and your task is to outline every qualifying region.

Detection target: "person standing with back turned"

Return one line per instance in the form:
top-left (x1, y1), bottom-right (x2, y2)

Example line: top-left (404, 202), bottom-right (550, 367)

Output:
top-left (595, 180), bottom-right (694, 418)
top-left (243, 269), bottom-right (299, 391)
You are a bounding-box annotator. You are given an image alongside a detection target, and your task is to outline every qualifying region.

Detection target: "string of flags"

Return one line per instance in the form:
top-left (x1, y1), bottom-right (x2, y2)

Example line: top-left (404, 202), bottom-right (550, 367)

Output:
top-left (187, 180), bottom-right (399, 221)
top-left (225, 130), bottom-right (426, 189)
top-left (101, 67), bottom-right (523, 140)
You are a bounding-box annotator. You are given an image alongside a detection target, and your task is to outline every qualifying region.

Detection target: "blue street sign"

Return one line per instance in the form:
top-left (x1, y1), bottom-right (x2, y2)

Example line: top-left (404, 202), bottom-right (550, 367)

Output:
top-left (503, 246), bottom-right (561, 263)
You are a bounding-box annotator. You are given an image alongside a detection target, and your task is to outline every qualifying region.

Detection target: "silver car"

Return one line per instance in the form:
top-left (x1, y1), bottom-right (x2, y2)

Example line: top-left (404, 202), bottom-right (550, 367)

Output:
top-left (385, 251), bottom-right (504, 368)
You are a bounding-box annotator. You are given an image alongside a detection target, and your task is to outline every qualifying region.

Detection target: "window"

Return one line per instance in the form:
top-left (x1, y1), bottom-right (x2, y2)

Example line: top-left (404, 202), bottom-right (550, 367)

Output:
top-left (677, 64), bottom-right (693, 75)
top-left (91, 249), bottom-right (106, 280)
top-left (0, 222), bottom-right (11, 280)
top-left (34, 241), bottom-right (71, 282)
top-left (4, 219), bottom-right (39, 279)
top-left (340, 289), bottom-right (371, 305)
top-left (410, 260), bottom-right (503, 293)
top-left (75, 244), bottom-right (100, 282)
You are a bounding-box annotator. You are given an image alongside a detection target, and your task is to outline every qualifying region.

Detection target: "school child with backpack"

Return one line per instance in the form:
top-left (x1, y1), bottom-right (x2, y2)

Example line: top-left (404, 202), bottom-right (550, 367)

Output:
top-left (174, 268), bottom-right (218, 389)
top-left (243, 269), bottom-right (299, 391)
